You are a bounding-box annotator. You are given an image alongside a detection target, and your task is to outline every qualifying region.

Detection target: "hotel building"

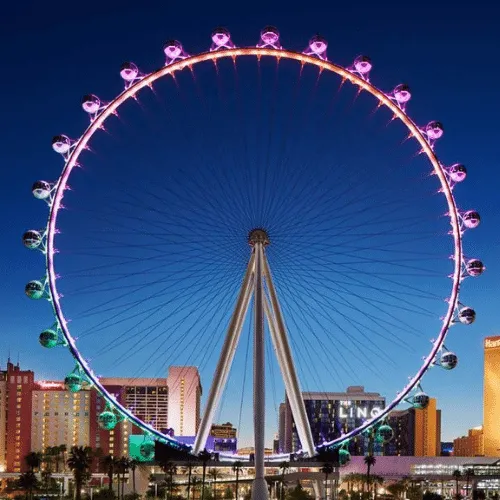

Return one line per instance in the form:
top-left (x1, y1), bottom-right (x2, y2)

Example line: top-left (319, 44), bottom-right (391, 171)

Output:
top-left (453, 426), bottom-right (484, 457)
top-left (483, 336), bottom-right (500, 456)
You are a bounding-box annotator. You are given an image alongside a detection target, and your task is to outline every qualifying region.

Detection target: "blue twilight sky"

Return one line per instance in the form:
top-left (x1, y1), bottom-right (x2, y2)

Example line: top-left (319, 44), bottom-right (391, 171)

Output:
top-left (2, 1), bottom-right (500, 447)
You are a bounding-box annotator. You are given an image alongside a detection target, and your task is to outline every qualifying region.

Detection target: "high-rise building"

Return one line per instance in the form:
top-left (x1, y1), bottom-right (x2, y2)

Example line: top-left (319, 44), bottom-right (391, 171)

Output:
top-left (414, 397), bottom-right (441, 457)
top-left (385, 409), bottom-right (415, 456)
top-left (166, 367), bottom-right (202, 436)
top-left (0, 361), bottom-right (35, 472)
top-left (453, 426), bottom-right (484, 457)
top-left (483, 336), bottom-right (500, 456)
top-left (280, 386), bottom-right (385, 454)
top-left (31, 381), bottom-right (92, 452)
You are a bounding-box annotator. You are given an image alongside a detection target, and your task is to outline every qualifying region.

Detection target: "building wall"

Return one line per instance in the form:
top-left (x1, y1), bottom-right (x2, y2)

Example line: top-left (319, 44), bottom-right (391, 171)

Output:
top-left (386, 409), bottom-right (415, 456)
top-left (166, 367), bottom-right (201, 436)
top-left (210, 422), bottom-right (237, 439)
top-left (414, 397), bottom-right (440, 457)
top-left (31, 382), bottom-right (91, 452)
top-left (483, 336), bottom-right (500, 456)
top-left (5, 363), bottom-right (34, 472)
top-left (281, 386), bottom-right (385, 454)
top-left (0, 375), bottom-right (6, 471)
top-left (453, 427), bottom-right (484, 457)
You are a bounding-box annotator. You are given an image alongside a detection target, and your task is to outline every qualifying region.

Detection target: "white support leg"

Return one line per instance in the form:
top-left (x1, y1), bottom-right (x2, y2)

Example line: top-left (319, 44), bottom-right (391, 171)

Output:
top-left (263, 255), bottom-right (316, 458)
top-left (251, 242), bottom-right (269, 500)
top-left (193, 254), bottom-right (255, 455)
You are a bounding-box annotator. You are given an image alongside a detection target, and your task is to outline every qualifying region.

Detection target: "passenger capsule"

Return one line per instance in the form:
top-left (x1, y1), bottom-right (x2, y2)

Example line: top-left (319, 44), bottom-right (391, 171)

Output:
top-left (440, 351), bottom-right (458, 370)
top-left (64, 373), bottom-right (83, 393)
top-left (23, 230), bottom-right (42, 250)
top-left (32, 181), bottom-right (51, 200)
top-left (393, 84), bottom-right (411, 104)
top-left (98, 411), bottom-right (118, 430)
top-left (425, 121), bottom-right (444, 140)
top-left (308, 34), bottom-right (327, 55)
top-left (163, 40), bottom-right (183, 59)
top-left (140, 442), bottom-right (155, 460)
top-left (120, 62), bottom-right (139, 81)
top-left (462, 210), bottom-right (481, 229)
top-left (260, 26), bottom-right (280, 45)
top-left (338, 448), bottom-right (351, 466)
top-left (25, 280), bottom-right (44, 300)
top-left (376, 424), bottom-right (394, 443)
top-left (466, 259), bottom-right (485, 277)
top-left (448, 164), bottom-right (467, 182)
top-left (39, 329), bottom-right (59, 348)
top-left (52, 135), bottom-right (71, 154)
top-left (459, 307), bottom-right (476, 325)
top-left (412, 391), bottom-right (430, 409)
top-left (354, 55), bottom-right (372, 74)
top-left (82, 94), bottom-right (101, 114)
top-left (212, 27), bottom-right (231, 47)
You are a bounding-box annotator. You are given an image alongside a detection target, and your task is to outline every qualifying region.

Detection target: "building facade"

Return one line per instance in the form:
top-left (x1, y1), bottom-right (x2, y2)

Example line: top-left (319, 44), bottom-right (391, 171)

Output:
top-left (385, 409), bottom-right (415, 456)
top-left (483, 336), bottom-right (500, 456)
top-left (453, 426), bottom-right (484, 457)
top-left (414, 397), bottom-right (441, 457)
top-left (166, 367), bottom-right (202, 436)
top-left (1, 362), bottom-right (35, 472)
top-left (210, 422), bottom-right (237, 439)
top-left (31, 381), bottom-right (92, 452)
top-left (280, 386), bottom-right (385, 454)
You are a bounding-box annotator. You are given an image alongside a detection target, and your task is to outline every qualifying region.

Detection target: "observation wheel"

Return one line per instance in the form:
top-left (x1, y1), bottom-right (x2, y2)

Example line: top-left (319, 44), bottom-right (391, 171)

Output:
top-left (24, 27), bottom-right (483, 491)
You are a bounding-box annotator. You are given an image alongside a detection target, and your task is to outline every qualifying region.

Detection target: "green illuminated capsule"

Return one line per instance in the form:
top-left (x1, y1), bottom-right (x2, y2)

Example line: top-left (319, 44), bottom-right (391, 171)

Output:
top-left (339, 448), bottom-right (351, 466)
top-left (98, 411), bottom-right (118, 430)
top-left (25, 281), bottom-right (45, 300)
top-left (140, 442), bottom-right (155, 460)
top-left (39, 329), bottom-right (59, 348)
top-left (64, 373), bottom-right (83, 393)
top-left (376, 424), bottom-right (394, 443)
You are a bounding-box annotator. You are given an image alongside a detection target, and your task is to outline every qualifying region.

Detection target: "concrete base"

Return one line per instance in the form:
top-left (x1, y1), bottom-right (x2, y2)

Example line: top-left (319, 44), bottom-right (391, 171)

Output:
top-left (251, 477), bottom-right (270, 500)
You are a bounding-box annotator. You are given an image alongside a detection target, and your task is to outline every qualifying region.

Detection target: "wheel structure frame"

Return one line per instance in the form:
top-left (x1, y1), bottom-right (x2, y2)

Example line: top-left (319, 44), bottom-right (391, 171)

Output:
top-left (41, 46), bottom-right (463, 458)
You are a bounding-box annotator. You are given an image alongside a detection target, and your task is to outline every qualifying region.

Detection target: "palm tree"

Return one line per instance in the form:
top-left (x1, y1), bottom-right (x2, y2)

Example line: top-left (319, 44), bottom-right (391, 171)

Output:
top-left (465, 468), bottom-right (474, 499)
top-left (184, 461), bottom-right (195, 500)
top-left (372, 476), bottom-right (384, 500)
top-left (25, 452), bottom-right (42, 472)
top-left (453, 470), bottom-right (462, 500)
top-left (198, 449), bottom-right (212, 500)
top-left (192, 477), bottom-right (202, 500)
top-left (118, 457), bottom-right (130, 500)
top-left (321, 464), bottom-right (334, 500)
top-left (101, 455), bottom-right (116, 493)
top-left (364, 455), bottom-right (376, 496)
top-left (17, 471), bottom-right (39, 500)
top-left (162, 462), bottom-right (177, 500)
top-left (129, 459), bottom-right (139, 495)
top-left (232, 461), bottom-right (243, 500)
top-left (67, 446), bottom-right (93, 500)
top-left (279, 462), bottom-right (290, 500)
top-left (208, 469), bottom-right (222, 500)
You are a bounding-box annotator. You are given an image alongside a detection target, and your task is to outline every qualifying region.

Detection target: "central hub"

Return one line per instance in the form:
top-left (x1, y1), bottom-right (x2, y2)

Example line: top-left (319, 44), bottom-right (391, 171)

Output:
top-left (248, 228), bottom-right (270, 247)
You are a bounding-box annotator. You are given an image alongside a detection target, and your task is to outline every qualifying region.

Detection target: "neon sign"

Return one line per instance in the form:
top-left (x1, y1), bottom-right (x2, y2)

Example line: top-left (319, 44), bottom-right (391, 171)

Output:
top-left (338, 406), bottom-right (383, 419)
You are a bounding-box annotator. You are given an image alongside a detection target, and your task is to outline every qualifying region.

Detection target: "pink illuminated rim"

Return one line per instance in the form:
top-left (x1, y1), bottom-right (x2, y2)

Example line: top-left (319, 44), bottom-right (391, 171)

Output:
top-left (45, 47), bottom-right (462, 454)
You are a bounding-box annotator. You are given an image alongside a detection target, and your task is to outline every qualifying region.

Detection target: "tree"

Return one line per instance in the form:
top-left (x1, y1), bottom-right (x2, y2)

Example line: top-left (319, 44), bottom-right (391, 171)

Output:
top-left (161, 462), bottom-right (177, 500)
top-left (321, 464), bottom-right (334, 500)
top-left (372, 476), bottom-right (384, 500)
top-left (387, 482), bottom-right (405, 499)
top-left (232, 461), bottom-right (244, 500)
top-left (452, 470), bottom-right (462, 500)
top-left (279, 462), bottom-right (290, 500)
top-left (101, 455), bottom-right (116, 493)
top-left (286, 483), bottom-right (314, 500)
top-left (465, 469), bottom-right (474, 499)
top-left (67, 445), bottom-right (93, 500)
top-left (117, 457), bottom-right (130, 500)
top-left (129, 459), bottom-right (139, 495)
top-left (198, 449), bottom-right (212, 500)
top-left (25, 452), bottom-right (42, 472)
top-left (364, 456), bottom-right (376, 496)
top-left (17, 471), bottom-right (39, 500)
top-left (224, 486), bottom-right (234, 499)
top-left (208, 469), bottom-right (222, 500)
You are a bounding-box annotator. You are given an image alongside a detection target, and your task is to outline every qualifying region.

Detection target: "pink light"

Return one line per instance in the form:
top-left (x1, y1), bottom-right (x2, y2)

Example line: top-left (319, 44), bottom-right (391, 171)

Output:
top-left (37, 381), bottom-right (64, 389)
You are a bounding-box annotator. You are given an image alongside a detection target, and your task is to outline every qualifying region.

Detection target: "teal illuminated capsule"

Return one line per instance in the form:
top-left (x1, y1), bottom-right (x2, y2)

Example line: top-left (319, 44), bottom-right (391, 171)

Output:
top-left (25, 281), bottom-right (45, 299)
top-left (39, 329), bottom-right (59, 348)
top-left (376, 424), bottom-right (394, 443)
top-left (98, 411), bottom-right (118, 430)
top-left (64, 373), bottom-right (83, 393)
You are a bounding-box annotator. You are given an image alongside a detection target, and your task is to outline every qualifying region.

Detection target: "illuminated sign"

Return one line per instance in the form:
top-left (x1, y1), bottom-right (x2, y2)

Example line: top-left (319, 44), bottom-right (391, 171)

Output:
top-left (37, 381), bottom-right (64, 389)
top-left (338, 406), bottom-right (383, 419)
top-left (485, 338), bottom-right (500, 349)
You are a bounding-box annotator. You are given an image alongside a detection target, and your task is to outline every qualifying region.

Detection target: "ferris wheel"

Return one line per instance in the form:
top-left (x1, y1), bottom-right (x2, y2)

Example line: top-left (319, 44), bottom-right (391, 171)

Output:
top-left (24, 26), bottom-right (482, 483)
